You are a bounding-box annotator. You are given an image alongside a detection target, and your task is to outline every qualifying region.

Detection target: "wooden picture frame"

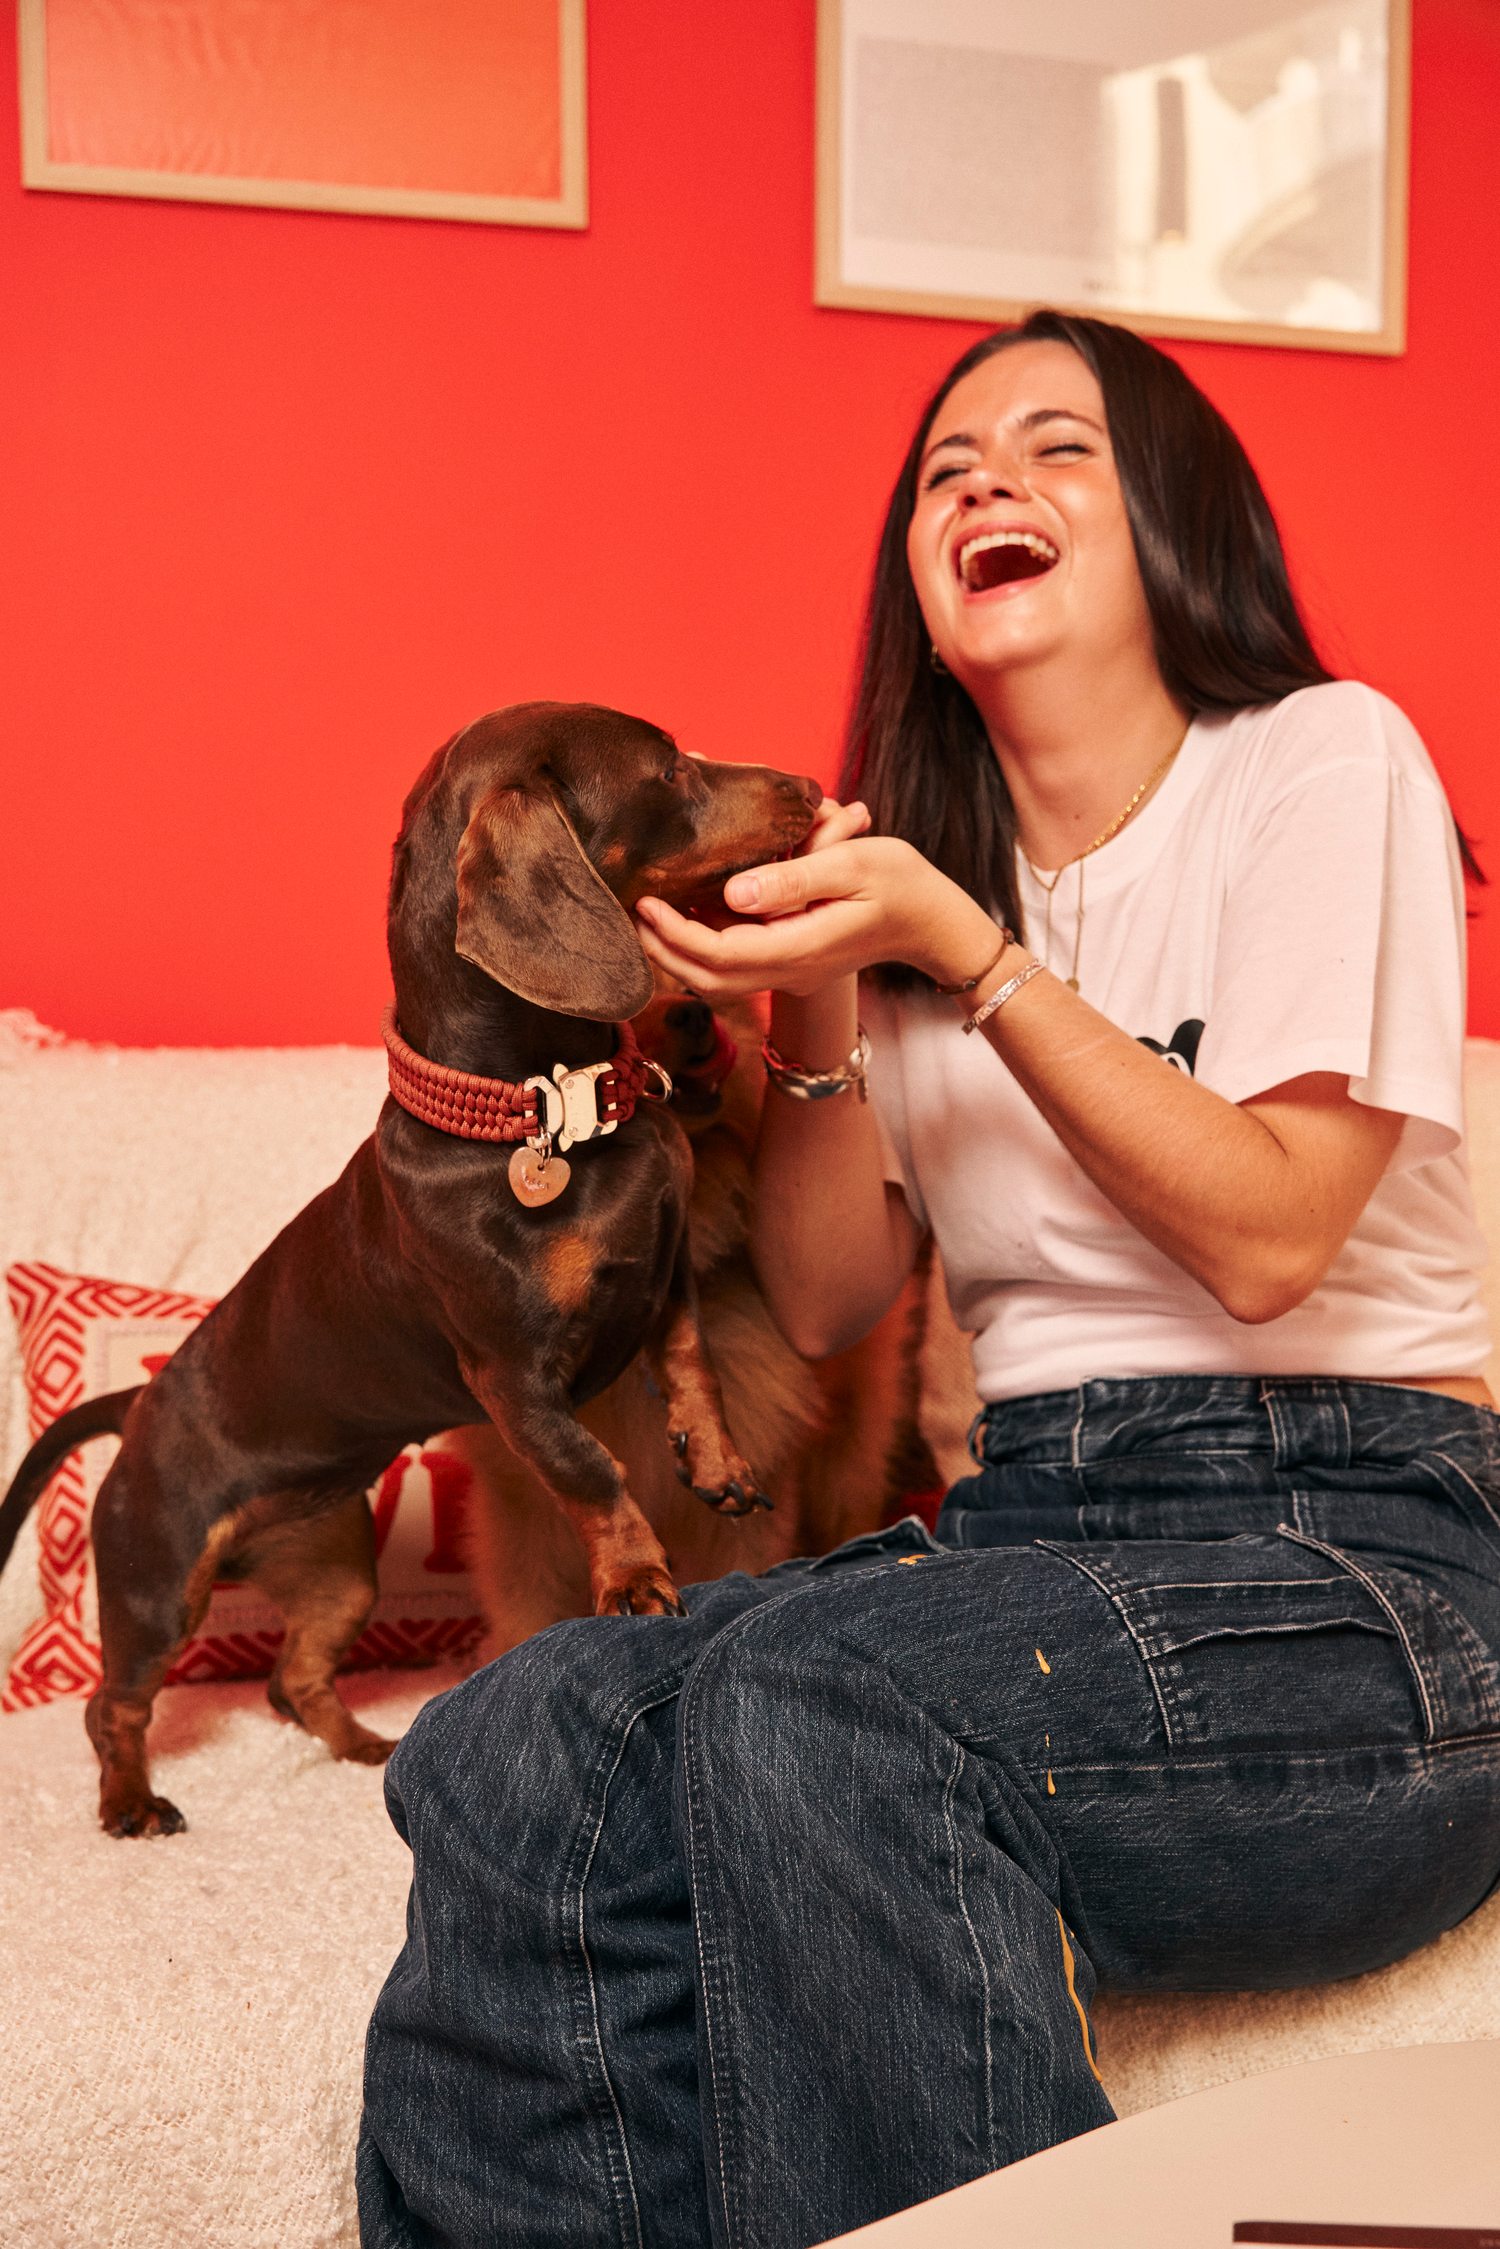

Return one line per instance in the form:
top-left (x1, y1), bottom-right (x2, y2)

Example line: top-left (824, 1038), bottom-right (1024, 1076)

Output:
top-left (816, 0), bottom-right (1409, 354)
top-left (18, 0), bottom-right (588, 231)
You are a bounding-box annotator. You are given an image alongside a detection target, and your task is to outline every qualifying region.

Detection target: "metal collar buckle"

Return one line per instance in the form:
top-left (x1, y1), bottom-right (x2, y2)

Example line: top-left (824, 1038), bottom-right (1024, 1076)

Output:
top-left (523, 1060), bottom-right (620, 1153)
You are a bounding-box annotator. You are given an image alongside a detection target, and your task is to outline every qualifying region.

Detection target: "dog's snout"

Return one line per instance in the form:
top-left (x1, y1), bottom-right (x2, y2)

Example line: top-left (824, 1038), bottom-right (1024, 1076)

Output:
top-left (792, 775), bottom-right (823, 809)
top-left (666, 1000), bottom-right (714, 1042)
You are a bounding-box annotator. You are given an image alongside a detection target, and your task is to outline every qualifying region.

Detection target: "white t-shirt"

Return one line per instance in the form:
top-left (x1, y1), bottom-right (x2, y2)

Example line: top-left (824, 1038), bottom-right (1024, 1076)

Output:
top-left (865, 682), bottom-right (1492, 1402)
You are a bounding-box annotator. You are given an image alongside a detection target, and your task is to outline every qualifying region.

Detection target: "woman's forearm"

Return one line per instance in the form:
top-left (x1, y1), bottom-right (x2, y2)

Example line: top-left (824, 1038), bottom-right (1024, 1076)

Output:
top-left (750, 980), bottom-right (923, 1357)
top-left (967, 955), bottom-right (1402, 1322)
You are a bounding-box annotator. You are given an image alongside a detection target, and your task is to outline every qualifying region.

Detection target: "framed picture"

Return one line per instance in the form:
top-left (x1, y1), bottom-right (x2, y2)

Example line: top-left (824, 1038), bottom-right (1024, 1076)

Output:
top-left (816, 0), bottom-right (1409, 353)
top-left (18, 0), bottom-right (587, 231)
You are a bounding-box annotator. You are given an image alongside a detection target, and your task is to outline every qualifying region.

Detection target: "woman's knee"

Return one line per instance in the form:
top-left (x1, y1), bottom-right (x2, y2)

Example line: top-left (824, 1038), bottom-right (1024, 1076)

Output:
top-left (674, 1582), bottom-right (897, 1818)
top-left (387, 1592), bottom-right (770, 1860)
top-left (384, 1620), bottom-right (649, 1854)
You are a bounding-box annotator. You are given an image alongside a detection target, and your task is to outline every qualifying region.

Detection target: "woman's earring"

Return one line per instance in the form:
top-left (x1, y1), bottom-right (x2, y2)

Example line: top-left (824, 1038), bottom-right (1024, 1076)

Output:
top-left (930, 643), bottom-right (948, 675)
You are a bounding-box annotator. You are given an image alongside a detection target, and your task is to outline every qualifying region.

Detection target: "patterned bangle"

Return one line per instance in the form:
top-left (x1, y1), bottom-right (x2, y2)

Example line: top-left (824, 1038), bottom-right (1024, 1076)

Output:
top-left (934, 930), bottom-right (1015, 995)
top-left (961, 959), bottom-right (1046, 1034)
top-left (762, 1027), bottom-right (872, 1102)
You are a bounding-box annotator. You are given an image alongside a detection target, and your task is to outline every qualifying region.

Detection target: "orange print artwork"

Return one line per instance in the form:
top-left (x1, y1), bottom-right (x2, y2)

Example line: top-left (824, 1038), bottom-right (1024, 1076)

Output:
top-left (20, 0), bottom-right (588, 228)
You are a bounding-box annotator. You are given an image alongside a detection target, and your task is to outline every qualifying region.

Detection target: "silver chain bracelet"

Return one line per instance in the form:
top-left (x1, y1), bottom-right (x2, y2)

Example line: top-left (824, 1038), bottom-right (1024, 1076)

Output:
top-left (762, 1027), bottom-right (871, 1102)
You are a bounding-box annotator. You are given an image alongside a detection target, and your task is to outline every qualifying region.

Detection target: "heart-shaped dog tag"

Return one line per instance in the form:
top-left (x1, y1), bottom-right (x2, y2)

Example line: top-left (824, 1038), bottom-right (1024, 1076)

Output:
top-left (509, 1146), bottom-right (571, 1206)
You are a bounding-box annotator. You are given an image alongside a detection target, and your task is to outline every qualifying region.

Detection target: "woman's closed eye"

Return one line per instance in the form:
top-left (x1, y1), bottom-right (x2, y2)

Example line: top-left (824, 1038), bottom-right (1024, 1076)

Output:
top-left (924, 443), bottom-right (1089, 491)
top-left (923, 460), bottom-right (974, 491)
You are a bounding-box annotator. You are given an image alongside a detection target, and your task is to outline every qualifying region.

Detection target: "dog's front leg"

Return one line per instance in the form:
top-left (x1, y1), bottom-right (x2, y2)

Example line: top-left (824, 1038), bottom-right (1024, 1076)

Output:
top-left (460, 1356), bottom-right (686, 1618)
top-left (648, 1245), bottom-right (772, 1518)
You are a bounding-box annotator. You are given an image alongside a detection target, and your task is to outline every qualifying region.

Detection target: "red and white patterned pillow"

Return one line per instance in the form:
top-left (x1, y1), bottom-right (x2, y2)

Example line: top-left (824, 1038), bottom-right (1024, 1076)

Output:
top-left (3, 1261), bottom-right (485, 1709)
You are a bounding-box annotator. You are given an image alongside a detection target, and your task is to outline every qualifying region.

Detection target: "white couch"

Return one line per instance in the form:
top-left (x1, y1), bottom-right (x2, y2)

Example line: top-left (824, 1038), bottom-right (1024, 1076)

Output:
top-left (4, 1015), bottom-right (1500, 2249)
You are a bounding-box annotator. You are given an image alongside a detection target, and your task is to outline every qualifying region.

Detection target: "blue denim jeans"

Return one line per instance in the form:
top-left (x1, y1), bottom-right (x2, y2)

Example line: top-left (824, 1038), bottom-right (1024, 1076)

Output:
top-left (357, 1378), bottom-right (1500, 2249)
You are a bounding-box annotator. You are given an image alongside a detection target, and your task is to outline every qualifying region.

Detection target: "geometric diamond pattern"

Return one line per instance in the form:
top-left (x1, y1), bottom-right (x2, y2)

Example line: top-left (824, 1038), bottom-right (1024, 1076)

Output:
top-left (3, 1261), bottom-right (484, 1707)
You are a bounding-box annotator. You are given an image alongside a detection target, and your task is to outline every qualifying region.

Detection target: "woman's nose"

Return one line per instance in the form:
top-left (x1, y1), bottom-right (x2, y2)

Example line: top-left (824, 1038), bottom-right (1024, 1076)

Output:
top-left (960, 459), bottom-right (1023, 504)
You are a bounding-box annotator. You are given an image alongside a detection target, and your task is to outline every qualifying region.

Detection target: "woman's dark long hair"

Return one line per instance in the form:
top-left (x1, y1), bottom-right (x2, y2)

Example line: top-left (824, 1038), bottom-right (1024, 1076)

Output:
top-left (842, 310), bottom-right (1479, 987)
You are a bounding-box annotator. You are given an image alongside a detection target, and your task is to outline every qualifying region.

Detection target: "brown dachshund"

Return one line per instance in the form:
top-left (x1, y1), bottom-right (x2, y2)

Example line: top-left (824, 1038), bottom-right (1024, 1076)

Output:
top-left (0, 703), bottom-right (820, 1836)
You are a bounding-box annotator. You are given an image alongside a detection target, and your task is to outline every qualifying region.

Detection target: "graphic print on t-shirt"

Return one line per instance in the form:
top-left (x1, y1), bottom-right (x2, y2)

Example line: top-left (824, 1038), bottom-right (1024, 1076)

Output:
top-left (1137, 1018), bottom-right (1205, 1075)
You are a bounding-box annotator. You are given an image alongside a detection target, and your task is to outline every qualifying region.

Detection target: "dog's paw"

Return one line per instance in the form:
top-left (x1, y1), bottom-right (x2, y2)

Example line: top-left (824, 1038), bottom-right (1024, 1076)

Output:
top-left (667, 1427), bottom-right (772, 1516)
top-left (693, 1476), bottom-right (774, 1517)
top-left (338, 1733), bottom-right (398, 1767)
top-left (596, 1570), bottom-right (688, 1619)
top-left (102, 1791), bottom-right (187, 1839)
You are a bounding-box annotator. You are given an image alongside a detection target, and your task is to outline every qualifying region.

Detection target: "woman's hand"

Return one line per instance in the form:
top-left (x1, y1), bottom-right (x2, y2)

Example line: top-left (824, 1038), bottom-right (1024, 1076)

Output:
top-left (635, 810), bottom-right (1001, 1001)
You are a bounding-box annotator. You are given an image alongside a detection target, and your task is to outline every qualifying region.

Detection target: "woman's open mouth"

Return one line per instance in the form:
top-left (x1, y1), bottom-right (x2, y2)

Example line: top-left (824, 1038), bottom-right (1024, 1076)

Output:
top-left (958, 530), bottom-right (1059, 592)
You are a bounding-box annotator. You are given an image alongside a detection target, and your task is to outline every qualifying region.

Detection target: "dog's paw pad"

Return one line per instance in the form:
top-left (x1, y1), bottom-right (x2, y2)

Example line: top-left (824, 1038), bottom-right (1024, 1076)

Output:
top-left (698, 1485), bottom-right (747, 1516)
top-left (598, 1575), bottom-right (686, 1619)
top-left (106, 1794), bottom-right (187, 1840)
top-left (340, 1736), bottom-right (397, 1767)
top-left (690, 1469), bottom-right (769, 1518)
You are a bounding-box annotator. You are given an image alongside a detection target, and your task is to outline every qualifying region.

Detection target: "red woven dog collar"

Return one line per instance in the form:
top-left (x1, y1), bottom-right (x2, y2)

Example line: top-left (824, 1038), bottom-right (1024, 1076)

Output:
top-left (382, 1006), bottom-right (650, 1144)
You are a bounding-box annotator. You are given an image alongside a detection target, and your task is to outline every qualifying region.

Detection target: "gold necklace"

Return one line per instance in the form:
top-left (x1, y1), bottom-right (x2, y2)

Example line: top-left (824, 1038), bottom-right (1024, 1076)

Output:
top-left (1022, 740), bottom-right (1183, 992)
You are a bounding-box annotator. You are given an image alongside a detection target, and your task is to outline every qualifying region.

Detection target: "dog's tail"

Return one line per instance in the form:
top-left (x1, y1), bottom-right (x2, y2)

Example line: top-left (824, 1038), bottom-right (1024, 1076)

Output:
top-left (0, 1388), bottom-right (144, 1576)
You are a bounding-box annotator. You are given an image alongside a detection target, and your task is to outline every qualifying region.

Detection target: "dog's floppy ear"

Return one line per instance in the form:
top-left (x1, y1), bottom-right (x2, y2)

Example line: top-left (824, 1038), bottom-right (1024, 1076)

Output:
top-left (454, 784), bottom-right (654, 1021)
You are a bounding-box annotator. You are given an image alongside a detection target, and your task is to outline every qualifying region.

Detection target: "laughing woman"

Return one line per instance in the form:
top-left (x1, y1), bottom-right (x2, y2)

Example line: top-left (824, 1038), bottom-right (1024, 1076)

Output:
top-left (358, 314), bottom-right (1500, 2249)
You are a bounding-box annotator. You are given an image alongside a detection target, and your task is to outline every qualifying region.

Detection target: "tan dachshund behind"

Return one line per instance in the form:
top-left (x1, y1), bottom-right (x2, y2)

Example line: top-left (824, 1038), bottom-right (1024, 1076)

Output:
top-left (433, 991), bottom-right (951, 1660)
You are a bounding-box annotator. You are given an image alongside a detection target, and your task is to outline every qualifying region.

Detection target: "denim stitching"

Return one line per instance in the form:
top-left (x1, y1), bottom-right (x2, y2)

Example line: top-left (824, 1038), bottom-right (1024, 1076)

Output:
top-left (1331, 1387), bottom-right (1353, 1464)
top-left (678, 1582), bottom-right (1028, 2230)
top-left (568, 1682), bottom-right (692, 2249)
top-left (1431, 1448), bottom-right (1500, 1539)
top-left (1028, 1735), bottom-right (1500, 1779)
top-left (1276, 1523), bottom-right (1438, 1739)
top-left (1261, 1384), bottom-right (1295, 1472)
top-left (1160, 1618), bottom-right (1396, 1654)
top-left (568, 1688), bottom-right (685, 2249)
top-left (400, 1670), bottom-right (656, 2246)
top-left (1121, 1575), bottom-right (1346, 1593)
top-left (1418, 1587), bottom-right (1500, 1731)
top-left (1034, 1542), bottom-right (1175, 1744)
top-left (677, 1641), bottom-right (744, 2249)
top-left (941, 1738), bottom-right (996, 2165)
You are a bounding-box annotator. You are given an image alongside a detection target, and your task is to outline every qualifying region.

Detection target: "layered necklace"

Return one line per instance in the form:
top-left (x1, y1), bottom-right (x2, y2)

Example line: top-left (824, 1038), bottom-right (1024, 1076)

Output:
top-left (1021, 739), bottom-right (1184, 993)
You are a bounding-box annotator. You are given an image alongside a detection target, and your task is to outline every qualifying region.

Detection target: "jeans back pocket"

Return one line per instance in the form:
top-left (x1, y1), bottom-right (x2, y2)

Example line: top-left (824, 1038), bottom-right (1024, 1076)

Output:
top-left (1035, 1533), bottom-right (1425, 1754)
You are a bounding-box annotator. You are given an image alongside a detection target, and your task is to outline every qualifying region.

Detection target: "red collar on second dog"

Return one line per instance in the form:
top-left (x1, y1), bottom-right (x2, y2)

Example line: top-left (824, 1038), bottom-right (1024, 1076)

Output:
top-left (382, 1006), bottom-right (652, 1146)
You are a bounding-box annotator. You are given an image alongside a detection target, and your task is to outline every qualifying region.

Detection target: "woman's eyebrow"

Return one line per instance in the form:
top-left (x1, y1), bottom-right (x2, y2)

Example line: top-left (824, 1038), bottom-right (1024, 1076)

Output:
top-left (921, 406), bottom-right (1104, 468)
top-left (1019, 407), bottom-right (1104, 434)
top-left (921, 431), bottom-right (978, 467)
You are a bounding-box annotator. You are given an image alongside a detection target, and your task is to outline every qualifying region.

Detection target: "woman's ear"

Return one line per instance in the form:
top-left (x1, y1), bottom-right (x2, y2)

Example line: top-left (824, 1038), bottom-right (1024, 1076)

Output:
top-left (454, 784), bottom-right (654, 1021)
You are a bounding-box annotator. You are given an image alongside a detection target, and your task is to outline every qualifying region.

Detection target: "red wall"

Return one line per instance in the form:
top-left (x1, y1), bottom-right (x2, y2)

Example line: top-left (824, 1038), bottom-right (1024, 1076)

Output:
top-left (3, 1), bottom-right (1498, 1047)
